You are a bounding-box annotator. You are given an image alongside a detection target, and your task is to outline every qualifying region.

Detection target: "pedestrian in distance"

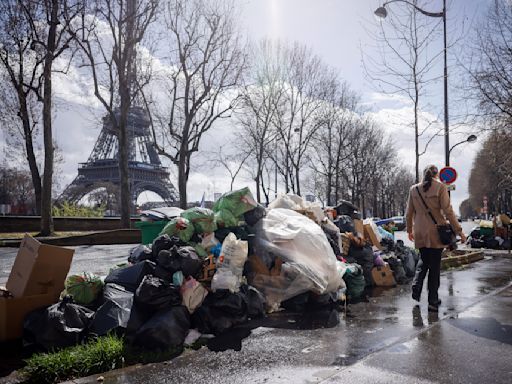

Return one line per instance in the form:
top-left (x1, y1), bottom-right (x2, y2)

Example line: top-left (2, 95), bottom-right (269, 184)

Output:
top-left (405, 165), bottom-right (467, 312)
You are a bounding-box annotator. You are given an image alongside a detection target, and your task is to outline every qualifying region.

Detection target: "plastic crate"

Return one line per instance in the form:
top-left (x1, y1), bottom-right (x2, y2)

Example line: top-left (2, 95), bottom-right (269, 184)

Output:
top-left (135, 220), bottom-right (168, 244)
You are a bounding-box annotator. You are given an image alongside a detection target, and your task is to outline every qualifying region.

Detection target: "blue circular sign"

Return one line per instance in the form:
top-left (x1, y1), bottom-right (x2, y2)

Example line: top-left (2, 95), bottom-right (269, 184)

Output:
top-left (440, 167), bottom-right (457, 184)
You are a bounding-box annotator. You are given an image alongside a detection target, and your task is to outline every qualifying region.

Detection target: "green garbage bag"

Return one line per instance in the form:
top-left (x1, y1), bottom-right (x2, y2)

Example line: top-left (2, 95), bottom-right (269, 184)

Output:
top-left (214, 209), bottom-right (239, 228)
top-left (63, 273), bottom-right (104, 305)
top-left (181, 207), bottom-right (217, 233)
top-left (343, 265), bottom-right (365, 300)
top-left (213, 187), bottom-right (257, 218)
top-left (160, 217), bottom-right (195, 242)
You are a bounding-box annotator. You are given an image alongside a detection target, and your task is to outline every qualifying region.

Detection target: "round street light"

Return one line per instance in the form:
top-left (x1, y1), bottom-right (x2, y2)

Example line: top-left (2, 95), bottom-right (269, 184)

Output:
top-left (466, 134), bottom-right (477, 143)
top-left (374, 6), bottom-right (388, 19)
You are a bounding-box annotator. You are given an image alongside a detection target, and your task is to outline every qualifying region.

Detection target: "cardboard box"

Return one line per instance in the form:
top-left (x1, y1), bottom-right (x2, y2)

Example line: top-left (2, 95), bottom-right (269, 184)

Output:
top-left (1, 234), bottom-right (74, 341)
top-left (371, 264), bottom-right (396, 287)
top-left (364, 224), bottom-right (383, 250)
top-left (0, 293), bottom-right (55, 341)
top-left (6, 235), bottom-right (74, 297)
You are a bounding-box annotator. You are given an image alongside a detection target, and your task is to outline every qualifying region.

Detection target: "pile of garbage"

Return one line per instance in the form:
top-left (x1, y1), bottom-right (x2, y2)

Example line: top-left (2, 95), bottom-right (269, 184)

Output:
top-left (20, 187), bottom-right (419, 352)
top-left (468, 215), bottom-right (511, 250)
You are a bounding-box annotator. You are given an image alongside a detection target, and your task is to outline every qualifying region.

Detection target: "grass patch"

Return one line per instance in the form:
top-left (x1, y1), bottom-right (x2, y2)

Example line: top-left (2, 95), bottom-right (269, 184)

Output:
top-left (22, 335), bottom-right (124, 384)
top-left (21, 335), bottom-right (187, 384)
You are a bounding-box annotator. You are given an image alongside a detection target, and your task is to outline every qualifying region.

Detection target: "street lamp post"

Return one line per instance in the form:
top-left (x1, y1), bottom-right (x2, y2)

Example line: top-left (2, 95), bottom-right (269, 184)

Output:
top-left (375, 0), bottom-right (449, 167)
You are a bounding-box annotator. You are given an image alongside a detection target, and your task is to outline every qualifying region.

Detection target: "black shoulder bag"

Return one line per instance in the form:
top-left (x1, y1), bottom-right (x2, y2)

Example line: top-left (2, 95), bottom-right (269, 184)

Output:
top-left (415, 186), bottom-right (455, 245)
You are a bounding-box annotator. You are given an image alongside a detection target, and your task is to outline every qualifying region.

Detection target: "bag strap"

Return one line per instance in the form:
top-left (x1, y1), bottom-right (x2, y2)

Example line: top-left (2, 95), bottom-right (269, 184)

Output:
top-left (415, 186), bottom-right (439, 226)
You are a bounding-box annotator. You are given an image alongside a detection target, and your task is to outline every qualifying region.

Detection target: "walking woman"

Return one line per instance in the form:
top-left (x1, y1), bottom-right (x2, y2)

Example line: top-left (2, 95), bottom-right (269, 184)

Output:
top-left (405, 165), bottom-right (466, 311)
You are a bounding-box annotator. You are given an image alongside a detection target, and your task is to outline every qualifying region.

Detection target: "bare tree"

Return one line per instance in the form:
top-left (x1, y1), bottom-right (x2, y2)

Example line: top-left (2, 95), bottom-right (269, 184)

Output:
top-left (13, 0), bottom-right (84, 235)
top-left (466, 0), bottom-right (512, 130)
top-left (272, 42), bottom-right (330, 195)
top-left (468, 130), bottom-right (512, 214)
top-left (363, 1), bottom-right (443, 182)
top-left (213, 145), bottom-right (251, 192)
top-left (237, 40), bottom-right (285, 203)
top-left (0, 0), bottom-right (44, 215)
top-left (72, 0), bottom-right (158, 227)
top-left (310, 80), bottom-right (360, 205)
top-left (150, 0), bottom-right (246, 209)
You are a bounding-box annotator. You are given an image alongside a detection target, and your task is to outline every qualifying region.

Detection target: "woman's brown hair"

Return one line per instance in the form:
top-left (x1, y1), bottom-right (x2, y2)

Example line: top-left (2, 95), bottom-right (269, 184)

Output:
top-left (422, 165), bottom-right (438, 192)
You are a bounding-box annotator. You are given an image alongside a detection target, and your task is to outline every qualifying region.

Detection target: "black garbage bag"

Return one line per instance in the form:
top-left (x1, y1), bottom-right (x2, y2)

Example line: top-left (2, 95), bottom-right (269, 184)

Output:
top-left (152, 234), bottom-right (187, 260)
top-left (386, 256), bottom-right (408, 284)
top-left (89, 284), bottom-right (134, 336)
top-left (470, 238), bottom-right (485, 248)
top-left (24, 298), bottom-right (94, 350)
top-left (104, 260), bottom-right (156, 292)
top-left (191, 290), bottom-right (248, 335)
top-left (394, 241), bottom-right (418, 278)
top-left (244, 204), bottom-right (266, 226)
top-left (322, 226), bottom-right (342, 258)
top-left (240, 285), bottom-right (266, 318)
top-left (484, 237), bottom-right (500, 249)
top-left (281, 292), bottom-right (311, 312)
top-left (308, 292), bottom-right (337, 309)
top-left (347, 244), bottom-right (374, 287)
top-left (214, 226), bottom-right (250, 243)
top-left (335, 200), bottom-right (359, 218)
top-left (335, 215), bottom-right (355, 233)
top-left (470, 227), bottom-right (481, 239)
top-left (128, 244), bottom-right (154, 264)
top-left (135, 275), bottom-right (181, 313)
top-left (133, 306), bottom-right (190, 350)
top-left (380, 237), bottom-right (395, 253)
top-left (157, 246), bottom-right (202, 277)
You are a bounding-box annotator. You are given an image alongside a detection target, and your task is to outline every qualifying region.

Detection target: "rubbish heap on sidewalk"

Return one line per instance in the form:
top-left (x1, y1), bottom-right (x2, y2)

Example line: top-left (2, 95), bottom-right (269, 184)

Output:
top-left (1, 187), bottom-right (420, 353)
top-left (468, 215), bottom-right (511, 250)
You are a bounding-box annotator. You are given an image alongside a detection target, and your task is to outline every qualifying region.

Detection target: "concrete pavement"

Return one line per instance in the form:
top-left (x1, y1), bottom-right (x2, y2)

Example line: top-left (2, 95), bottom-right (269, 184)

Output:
top-left (66, 253), bottom-right (512, 384)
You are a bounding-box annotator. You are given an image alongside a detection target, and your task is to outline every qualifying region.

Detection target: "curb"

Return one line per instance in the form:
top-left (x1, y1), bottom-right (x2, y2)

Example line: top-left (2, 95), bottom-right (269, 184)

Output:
top-left (0, 229), bottom-right (141, 247)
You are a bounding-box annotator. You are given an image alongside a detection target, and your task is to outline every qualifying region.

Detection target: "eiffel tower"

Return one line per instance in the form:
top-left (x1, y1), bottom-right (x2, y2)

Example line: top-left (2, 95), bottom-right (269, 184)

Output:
top-left (59, 106), bottom-right (178, 210)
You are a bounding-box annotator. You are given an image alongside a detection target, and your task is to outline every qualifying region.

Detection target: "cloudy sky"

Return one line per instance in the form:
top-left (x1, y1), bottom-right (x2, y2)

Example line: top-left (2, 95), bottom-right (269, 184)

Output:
top-left (1, 0), bottom-right (493, 214)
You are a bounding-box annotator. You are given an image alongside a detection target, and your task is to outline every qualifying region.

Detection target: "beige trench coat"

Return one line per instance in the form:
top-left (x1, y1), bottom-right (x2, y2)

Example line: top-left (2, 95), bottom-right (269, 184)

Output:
top-left (405, 179), bottom-right (462, 249)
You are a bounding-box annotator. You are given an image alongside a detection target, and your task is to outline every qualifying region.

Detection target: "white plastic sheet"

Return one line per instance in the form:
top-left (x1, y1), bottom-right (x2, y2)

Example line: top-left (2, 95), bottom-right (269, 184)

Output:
top-left (251, 208), bottom-right (342, 310)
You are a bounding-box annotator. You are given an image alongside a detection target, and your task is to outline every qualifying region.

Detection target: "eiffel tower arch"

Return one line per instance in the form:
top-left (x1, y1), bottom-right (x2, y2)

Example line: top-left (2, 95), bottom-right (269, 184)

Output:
top-left (59, 107), bottom-right (178, 211)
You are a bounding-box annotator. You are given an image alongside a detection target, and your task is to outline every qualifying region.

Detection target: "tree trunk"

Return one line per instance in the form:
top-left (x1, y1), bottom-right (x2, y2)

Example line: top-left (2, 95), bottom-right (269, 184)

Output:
top-left (295, 168), bottom-right (301, 196)
top-left (20, 96), bottom-right (42, 214)
top-left (40, 0), bottom-right (59, 236)
top-left (178, 147), bottom-right (188, 209)
top-left (255, 172), bottom-right (261, 203)
top-left (118, 108), bottom-right (131, 227)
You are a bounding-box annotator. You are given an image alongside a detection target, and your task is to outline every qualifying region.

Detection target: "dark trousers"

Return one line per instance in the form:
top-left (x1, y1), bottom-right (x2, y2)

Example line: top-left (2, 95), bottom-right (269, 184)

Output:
top-left (412, 248), bottom-right (442, 305)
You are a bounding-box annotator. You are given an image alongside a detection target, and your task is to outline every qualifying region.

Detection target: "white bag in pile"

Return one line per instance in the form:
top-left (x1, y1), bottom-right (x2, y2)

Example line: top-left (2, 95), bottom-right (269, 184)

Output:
top-left (251, 208), bottom-right (342, 309)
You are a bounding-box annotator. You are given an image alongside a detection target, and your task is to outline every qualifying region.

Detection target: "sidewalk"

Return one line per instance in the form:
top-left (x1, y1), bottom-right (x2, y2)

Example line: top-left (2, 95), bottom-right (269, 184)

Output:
top-left (62, 254), bottom-right (512, 384)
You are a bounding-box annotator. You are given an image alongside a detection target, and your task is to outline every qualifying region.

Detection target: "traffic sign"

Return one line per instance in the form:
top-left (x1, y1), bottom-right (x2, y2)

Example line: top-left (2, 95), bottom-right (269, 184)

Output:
top-left (439, 167), bottom-right (457, 184)
top-left (447, 184), bottom-right (456, 191)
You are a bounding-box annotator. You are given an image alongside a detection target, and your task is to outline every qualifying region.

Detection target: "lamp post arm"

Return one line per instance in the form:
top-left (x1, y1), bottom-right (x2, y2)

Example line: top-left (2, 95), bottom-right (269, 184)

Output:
top-left (383, 0), bottom-right (444, 18)
top-left (448, 140), bottom-right (466, 156)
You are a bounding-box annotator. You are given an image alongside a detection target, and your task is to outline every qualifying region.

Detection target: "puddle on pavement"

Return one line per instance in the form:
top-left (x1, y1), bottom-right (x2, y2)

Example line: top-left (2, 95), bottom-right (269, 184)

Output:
top-left (447, 317), bottom-right (512, 345)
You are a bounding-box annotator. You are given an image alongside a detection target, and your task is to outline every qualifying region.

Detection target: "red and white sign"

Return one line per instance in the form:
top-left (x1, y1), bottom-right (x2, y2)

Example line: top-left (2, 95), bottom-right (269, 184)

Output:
top-left (439, 167), bottom-right (457, 185)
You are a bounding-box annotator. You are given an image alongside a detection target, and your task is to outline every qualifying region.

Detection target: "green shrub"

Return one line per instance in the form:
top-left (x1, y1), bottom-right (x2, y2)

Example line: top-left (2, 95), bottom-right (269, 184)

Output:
top-left (52, 202), bottom-right (105, 218)
top-left (22, 335), bottom-right (124, 384)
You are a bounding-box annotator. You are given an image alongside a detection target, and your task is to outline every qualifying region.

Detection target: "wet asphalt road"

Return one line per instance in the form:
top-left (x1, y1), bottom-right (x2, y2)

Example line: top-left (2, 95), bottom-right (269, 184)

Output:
top-left (60, 253), bottom-right (512, 384)
top-left (0, 244), bottom-right (134, 286)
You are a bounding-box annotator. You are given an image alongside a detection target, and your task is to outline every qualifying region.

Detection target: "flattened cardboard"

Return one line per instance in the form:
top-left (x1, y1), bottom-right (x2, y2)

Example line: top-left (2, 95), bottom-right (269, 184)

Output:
top-left (6, 235), bottom-right (74, 297)
top-left (0, 293), bottom-right (56, 341)
top-left (364, 224), bottom-right (383, 250)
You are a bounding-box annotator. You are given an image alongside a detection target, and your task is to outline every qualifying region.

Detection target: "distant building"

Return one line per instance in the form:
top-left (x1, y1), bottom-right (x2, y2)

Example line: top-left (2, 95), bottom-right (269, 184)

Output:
top-left (305, 194), bottom-right (316, 203)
